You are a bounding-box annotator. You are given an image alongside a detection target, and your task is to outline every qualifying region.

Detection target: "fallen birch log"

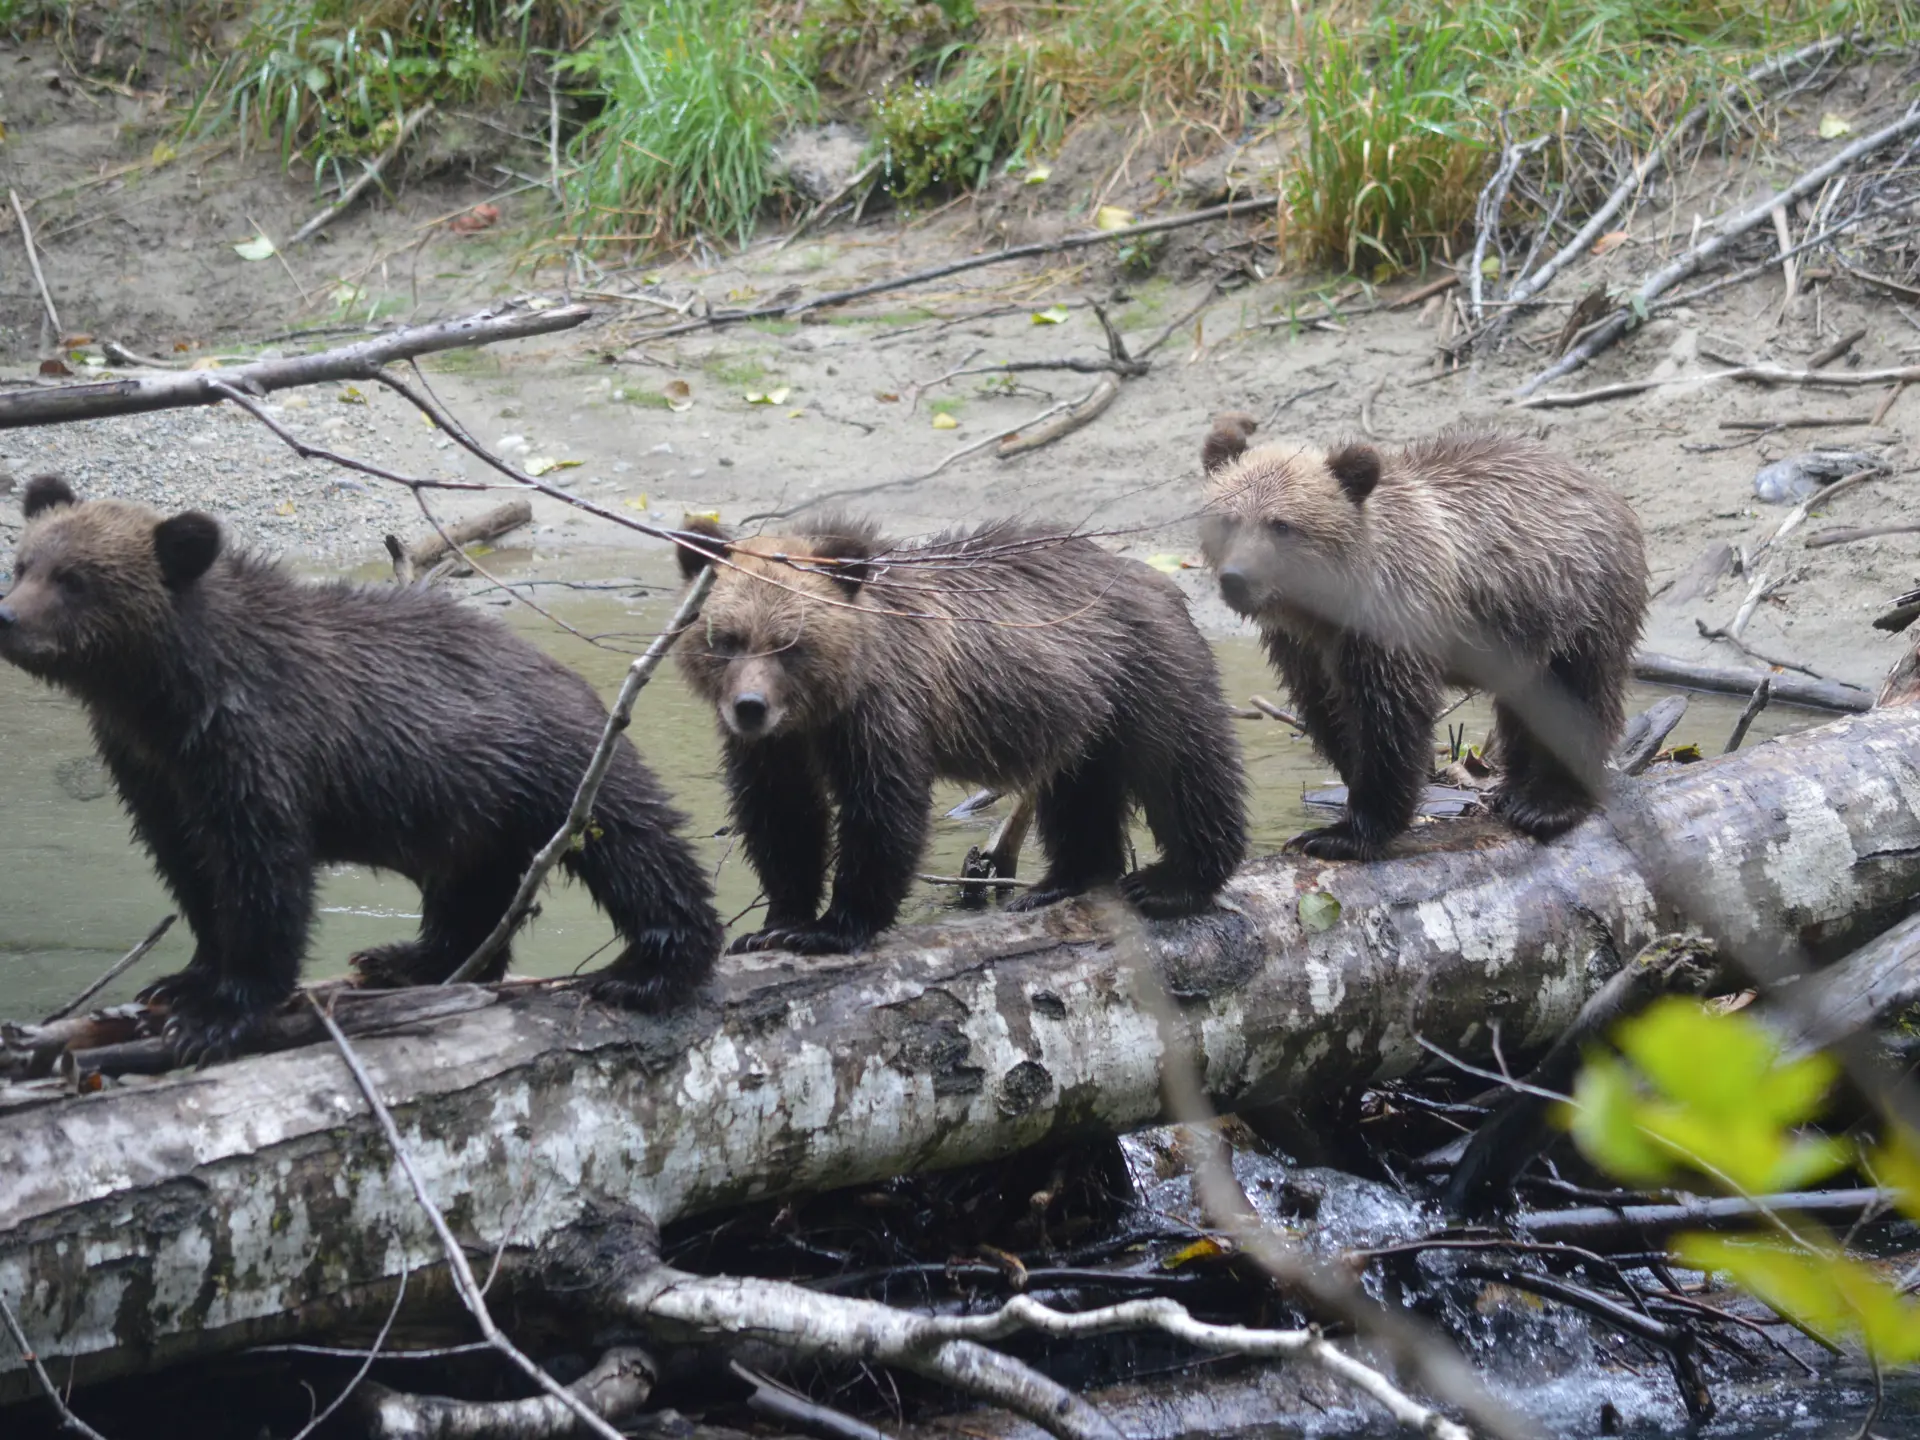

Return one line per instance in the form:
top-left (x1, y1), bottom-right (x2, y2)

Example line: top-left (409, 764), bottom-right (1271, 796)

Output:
top-left (1632, 650), bottom-right (1872, 711)
top-left (4, 704), bottom-right (1920, 1404)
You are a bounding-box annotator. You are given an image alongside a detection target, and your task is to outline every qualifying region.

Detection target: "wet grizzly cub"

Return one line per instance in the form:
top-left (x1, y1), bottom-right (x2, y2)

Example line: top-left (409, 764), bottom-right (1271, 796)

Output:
top-left (0, 477), bottom-right (722, 1061)
top-left (676, 515), bottom-right (1248, 954)
top-left (1199, 416), bottom-right (1647, 859)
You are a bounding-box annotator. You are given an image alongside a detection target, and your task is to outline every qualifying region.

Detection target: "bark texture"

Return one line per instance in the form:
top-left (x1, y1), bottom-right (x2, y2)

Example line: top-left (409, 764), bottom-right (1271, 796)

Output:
top-left (3, 706), bottom-right (1919, 1401)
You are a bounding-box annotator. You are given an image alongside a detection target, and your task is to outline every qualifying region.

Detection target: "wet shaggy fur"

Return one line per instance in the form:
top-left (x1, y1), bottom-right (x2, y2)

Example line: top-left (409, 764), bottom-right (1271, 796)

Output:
top-left (1199, 416), bottom-right (1647, 860)
top-left (676, 515), bottom-right (1248, 954)
top-left (0, 477), bottom-right (722, 1061)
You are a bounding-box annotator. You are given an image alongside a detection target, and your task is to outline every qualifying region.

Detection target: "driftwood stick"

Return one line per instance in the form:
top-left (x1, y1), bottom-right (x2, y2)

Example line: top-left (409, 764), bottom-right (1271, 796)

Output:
top-left (734, 1363), bottom-right (891, 1440)
top-left (1872, 381), bottom-right (1909, 426)
top-left (1516, 1190), bottom-right (1893, 1249)
top-left (1724, 677), bottom-right (1773, 754)
top-left (1632, 651), bottom-right (1870, 711)
top-left (1807, 521), bottom-right (1920, 548)
top-left (1494, 34), bottom-right (1856, 320)
top-left (289, 103), bottom-right (435, 246)
top-left (10, 189), bottom-right (62, 343)
top-left (1470, 132), bottom-right (1548, 324)
top-left (40, 914), bottom-right (175, 1025)
top-left (1720, 415), bottom-right (1872, 430)
top-left (1692, 618), bottom-right (1824, 678)
top-left (359, 1347), bottom-right (655, 1440)
top-left (1809, 326), bottom-right (1867, 369)
top-left (636, 196), bottom-right (1276, 340)
top-left (445, 567), bottom-right (716, 986)
top-left (406, 498), bottom-right (534, 566)
top-left (1522, 362), bottom-right (1920, 408)
top-left (1516, 100), bottom-right (1920, 397)
top-left (383, 535), bottom-right (416, 585)
top-left (0, 302), bottom-right (592, 429)
top-left (310, 999), bottom-right (630, 1440)
top-left (1613, 695), bottom-right (1689, 777)
top-left (0, 1289), bottom-right (108, 1440)
top-left (997, 374), bottom-right (1121, 458)
top-left (624, 1267), bottom-right (1121, 1440)
top-left (1250, 694), bottom-right (1309, 732)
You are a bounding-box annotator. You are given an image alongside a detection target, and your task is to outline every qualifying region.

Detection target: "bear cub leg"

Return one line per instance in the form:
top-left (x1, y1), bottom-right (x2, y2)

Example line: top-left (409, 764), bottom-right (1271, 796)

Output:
top-left (1486, 658), bottom-right (1606, 840)
top-left (1286, 645), bottom-right (1438, 862)
top-left (352, 863), bottom-right (527, 989)
top-left (1004, 742), bottom-right (1129, 912)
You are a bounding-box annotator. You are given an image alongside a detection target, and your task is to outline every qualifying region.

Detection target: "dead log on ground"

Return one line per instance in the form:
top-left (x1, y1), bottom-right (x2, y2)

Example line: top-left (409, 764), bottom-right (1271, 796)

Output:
top-left (3, 706), bottom-right (1920, 1404)
top-left (405, 498), bottom-right (534, 566)
top-left (1633, 650), bottom-right (1872, 711)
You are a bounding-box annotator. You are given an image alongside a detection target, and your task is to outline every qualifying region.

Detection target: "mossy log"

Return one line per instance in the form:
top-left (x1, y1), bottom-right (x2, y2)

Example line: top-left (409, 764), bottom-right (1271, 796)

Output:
top-left (4, 705), bottom-right (1920, 1405)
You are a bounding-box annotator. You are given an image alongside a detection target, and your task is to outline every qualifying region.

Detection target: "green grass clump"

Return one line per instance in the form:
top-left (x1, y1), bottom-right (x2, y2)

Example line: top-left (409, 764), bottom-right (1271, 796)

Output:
top-left (565, 0), bottom-right (816, 247)
top-left (1285, 0), bottom-right (1920, 271)
top-left (867, 0), bottom-right (1281, 200)
top-left (187, 1), bottom-right (585, 182)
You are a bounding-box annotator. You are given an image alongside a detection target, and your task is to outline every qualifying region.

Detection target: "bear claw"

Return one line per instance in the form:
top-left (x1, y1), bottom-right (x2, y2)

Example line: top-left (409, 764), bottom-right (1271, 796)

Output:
top-left (1284, 823), bottom-right (1385, 862)
top-left (729, 919), bottom-right (871, 956)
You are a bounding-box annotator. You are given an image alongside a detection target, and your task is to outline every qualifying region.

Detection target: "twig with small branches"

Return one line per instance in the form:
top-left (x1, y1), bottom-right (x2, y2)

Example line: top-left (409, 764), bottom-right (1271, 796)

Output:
top-left (0, 1287), bottom-right (110, 1440)
top-left (1723, 678), bottom-right (1773, 755)
top-left (308, 997), bottom-right (631, 1440)
top-left (1470, 129), bottom-right (1550, 325)
top-left (41, 914), bottom-right (175, 1024)
top-left (443, 565), bottom-right (717, 986)
top-left (10, 188), bottom-right (62, 344)
top-left (1516, 100), bottom-right (1920, 397)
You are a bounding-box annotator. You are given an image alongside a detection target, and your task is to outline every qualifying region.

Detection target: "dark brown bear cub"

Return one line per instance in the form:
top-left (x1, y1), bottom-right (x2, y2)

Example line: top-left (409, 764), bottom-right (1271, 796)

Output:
top-left (1199, 416), bottom-right (1647, 860)
top-left (676, 515), bottom-right (1247, 954)
top-left (0, 478), bottom-right (723, 1060)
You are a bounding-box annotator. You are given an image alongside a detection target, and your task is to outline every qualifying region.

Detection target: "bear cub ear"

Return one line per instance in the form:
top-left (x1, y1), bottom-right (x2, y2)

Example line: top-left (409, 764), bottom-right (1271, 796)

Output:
top-left (676, 514), bottom-right (732, 581)
top-left (808, 529), bottom-right (875, 598)
top-left (1202, 412), bottom-right (1259, 474)
top-left (1327, 443), bottom-right (1382, 503)
top-left (154, 512), bottom-right (223, 588)
top-left (22, 475), bottom-right (78, 518)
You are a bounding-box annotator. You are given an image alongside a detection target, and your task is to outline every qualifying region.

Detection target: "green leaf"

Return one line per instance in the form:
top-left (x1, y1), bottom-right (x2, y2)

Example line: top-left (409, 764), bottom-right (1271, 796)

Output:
top-left (1298, 891), bottom-right (1341, 933)
top-left (1678, 1234), bottom-right (1920, 1364)
top-left (1565, 1054), bottom-right (1673, 1185)
top-left (1031, 305), bottom-right (1070, 325)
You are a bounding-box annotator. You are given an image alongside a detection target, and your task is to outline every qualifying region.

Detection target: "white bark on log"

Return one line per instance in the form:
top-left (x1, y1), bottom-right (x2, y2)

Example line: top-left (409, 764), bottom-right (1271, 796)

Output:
top-left (4, 706), bottom-right (1920, 1401)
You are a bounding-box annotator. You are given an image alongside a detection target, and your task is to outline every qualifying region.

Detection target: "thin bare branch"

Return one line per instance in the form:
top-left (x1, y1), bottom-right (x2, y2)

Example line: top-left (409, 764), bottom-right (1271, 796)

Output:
top-left (308, 998), bottom-right (630, 1440)
top-left (443, 565), bottom-right (716, 986)
top-left (40, 914), bottom-right (175, 1024)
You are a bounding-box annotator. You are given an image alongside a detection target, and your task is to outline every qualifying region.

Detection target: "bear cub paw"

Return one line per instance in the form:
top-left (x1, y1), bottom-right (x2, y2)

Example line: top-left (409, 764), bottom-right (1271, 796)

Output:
top-left (1117, 865), bottom-right (1217, 919)
top-left (728, 916), bottom-right (873, 956)
top-left (351, 942), bottom-right (467, 989)
top-left (1284, 823), bottom-right (1386, 862)
top-left (1487, 785), bottom-right (1590, 843)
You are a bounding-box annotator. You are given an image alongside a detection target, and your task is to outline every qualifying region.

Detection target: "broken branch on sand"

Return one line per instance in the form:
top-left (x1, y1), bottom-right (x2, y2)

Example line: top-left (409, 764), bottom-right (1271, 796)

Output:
top-left (1807, 521), bottom-right (1920, 548)
top-left (404, 497), bottom-right (533, 566)
top-left (1520, 362), bottom-right (1920, 409)
top-left (0, 302), bottom-right (593, 429)
top-left (624, 198), bottom-right (1272, 343)
top-left (9, 189), bottom-right (61, 344)
top-left (289, 103), bottom-right (435, 246)
top-left (1515, 101), bottom-right (1920, 397)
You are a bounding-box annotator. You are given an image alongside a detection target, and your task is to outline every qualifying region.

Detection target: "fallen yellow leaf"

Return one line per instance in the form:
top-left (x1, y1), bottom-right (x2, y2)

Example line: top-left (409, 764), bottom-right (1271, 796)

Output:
top-left (1024, 165), bottom-right (1051, 185)
top-left (274, 499), bottom-right (295, 516)
top-left (338, 384), bottom-right (365, 404)
top-left (1032, 305), bottom-right (1070, 325)
top-left (1592, 231), bottom-right (1630, 256)
top-left (1819, 112), bottom-right (1853, 139)
top-left (1094, 205), bottom-right (1134, 231)
top-left (623, 496), bottom-right (650, 511)
top-left (932, 412), bottom-right (959, 430)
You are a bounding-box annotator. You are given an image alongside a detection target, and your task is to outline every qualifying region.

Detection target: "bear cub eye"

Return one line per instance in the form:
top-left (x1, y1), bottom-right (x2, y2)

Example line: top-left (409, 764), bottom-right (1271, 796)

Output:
top-left (707, 630), bottom-right (746, 657)
top-left (55, 569), bottom-right (87, 596)
top-left (1266, 519), bottom-right (1292, 536)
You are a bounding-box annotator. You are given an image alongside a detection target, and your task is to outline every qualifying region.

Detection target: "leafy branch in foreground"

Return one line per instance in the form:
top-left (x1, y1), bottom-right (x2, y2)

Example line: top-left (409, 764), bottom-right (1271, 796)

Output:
top-left (1568, 997), bottom-right (1920, 1363)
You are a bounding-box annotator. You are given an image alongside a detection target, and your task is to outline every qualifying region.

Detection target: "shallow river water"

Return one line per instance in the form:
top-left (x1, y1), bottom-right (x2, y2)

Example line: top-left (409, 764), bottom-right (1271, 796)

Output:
top-left (0, 550), bottom-right (1804, 1024)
